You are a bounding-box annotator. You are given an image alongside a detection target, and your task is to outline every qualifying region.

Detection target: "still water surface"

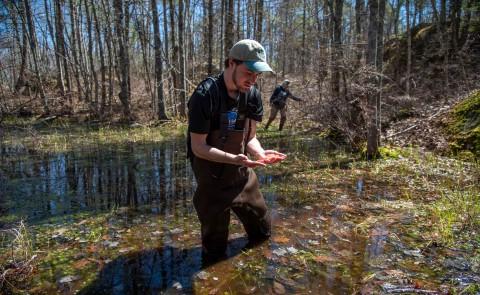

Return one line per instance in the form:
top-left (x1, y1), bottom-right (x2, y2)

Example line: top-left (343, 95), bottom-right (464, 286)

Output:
top-left (0, 137), bottom-right (465, 294)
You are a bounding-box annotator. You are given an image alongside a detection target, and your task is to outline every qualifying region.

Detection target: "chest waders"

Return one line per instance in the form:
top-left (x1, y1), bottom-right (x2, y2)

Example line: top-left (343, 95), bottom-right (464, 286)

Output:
top-left (191, 89), bottom-right (271, 258)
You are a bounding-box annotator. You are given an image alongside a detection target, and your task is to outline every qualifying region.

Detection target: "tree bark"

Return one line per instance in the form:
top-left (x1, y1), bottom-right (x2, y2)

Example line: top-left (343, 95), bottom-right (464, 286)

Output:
top-left (54, 0), bottom-right (71, 101)
top-left (207, 0), bottom-right (214, 75)
top-left (85, 0), bottom-right (99, 109)
top-left (406, 0), bottom-right (411, 95)
top-left (450, 0), bottom-right (462, 51)
top-left (100, 0), bottom-right (115, 108)
top-left (331, 0), bottom-right (343, 100)
top-left (178, 0), bottom-right (187, 117)
top-left (355, 0), bottom-right (365, 66)
top-left (9, 2), bottom-right (28, 92)
top-left (46, 0), bottom-right (65, 96)
top-left (301, 0), bottom-right (306, 79)
top-left (68, 0), bottom-right (82, 102)
top-left (169, 0), bottom-right (178, 116)
top-left (23, 0), bottom-right (49, 113)
top-left (114, 0), bottom-right (131, 119)
top-left (91, 0), bottom-right (107, 112)
top-left (151, 0), bottom-right (168, 120)
top-left (366, 0), bottom-right (380, 159)
top-left (255, 0), bottom-right (264, 42)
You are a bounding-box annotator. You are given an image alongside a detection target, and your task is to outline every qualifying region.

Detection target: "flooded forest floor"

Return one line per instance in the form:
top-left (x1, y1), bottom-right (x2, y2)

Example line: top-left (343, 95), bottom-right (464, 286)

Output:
top-left (0, 119), bottom-right (479, 294)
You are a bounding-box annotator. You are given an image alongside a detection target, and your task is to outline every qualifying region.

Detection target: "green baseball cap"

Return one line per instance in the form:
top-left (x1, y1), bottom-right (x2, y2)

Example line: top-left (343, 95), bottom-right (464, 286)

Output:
top-left (228, 39), bottom-right (274, 73)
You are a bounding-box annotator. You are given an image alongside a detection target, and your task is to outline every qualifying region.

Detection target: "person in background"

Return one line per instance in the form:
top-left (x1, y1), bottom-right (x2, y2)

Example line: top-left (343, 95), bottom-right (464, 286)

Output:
top-left (187, 39), bottom-right (286, 263)
top-left (264, 80), bottom-right (302, 131)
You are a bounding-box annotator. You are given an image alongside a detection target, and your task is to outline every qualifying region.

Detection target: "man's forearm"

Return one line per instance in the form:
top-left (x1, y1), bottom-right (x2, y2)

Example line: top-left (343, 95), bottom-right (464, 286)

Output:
top-left (193, 143), bottom-right (238, 164)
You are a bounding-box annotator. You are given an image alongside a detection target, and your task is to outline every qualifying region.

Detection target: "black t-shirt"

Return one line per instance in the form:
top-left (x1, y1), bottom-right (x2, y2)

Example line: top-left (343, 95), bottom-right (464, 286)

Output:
top-left (187, 73), bottom-right (263, 158)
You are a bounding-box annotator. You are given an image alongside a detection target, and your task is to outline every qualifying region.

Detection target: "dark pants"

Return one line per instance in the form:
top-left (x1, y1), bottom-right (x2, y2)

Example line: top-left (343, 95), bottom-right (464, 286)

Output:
top-left (265, 104), bottom-right (287, 131)
top-left (192, 157), bottom-right (271, 257)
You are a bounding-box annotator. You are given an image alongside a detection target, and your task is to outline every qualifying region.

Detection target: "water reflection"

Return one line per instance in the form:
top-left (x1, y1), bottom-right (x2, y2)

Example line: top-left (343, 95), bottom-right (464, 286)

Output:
top-left (2, 136), bottom-right (389, 294)
top-left (0, 140), bottom-right (195, 223)
top-left (78, 238), bottom-right (249, 295)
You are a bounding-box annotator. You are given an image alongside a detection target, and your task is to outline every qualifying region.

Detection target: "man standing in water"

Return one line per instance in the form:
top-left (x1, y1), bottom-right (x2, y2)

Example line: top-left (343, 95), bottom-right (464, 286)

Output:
top-left (187, 39), bottom-right (286, 262)
top-left (264, 80), bottom-right (302, 131)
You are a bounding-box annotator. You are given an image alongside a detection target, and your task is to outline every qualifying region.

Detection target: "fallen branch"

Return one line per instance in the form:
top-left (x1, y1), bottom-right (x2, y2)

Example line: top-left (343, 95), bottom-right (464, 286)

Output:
top-left (386, 107), bottom-right (447, 139)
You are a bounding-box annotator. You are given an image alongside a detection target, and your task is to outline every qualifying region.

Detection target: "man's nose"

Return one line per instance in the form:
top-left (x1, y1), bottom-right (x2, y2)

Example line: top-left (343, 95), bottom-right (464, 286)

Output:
top-left (250, 74), bottom-right (259, 83)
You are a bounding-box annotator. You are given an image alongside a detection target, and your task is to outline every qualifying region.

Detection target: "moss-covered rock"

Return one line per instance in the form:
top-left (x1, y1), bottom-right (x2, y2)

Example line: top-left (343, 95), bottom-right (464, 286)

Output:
top-left (446, 90), bottom-right (480, 157)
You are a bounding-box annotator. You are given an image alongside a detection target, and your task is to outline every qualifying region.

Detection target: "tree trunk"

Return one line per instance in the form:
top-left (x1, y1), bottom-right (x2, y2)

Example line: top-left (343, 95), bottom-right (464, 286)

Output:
top-left (236, 0), bottom-right (241, 40)
top-left (225, 0), bottom-right (234, 56)
top-left (366, 0), bottom-right (380, 159)
top-left (219, 0), bottom-right (225, 69)
top-left (136, 17), bottom-right (154, 113)
top-left (85, 0), bottom-right (99, 109)
top-left (376, 0), bottom-right (385, 147)
top-left (281, 0), bottom-right (288, 78)
top-left (207, 0), bottom-right (214, 75)
top-left (23, 0), bottom-right (48, 113)
top-left (10, 2), bottom-right (28, 92)
top-left (101, 0), bottom-right (115, 109)
top-left (450, 0), bottom-right (462, 51)
top-left (162, 0), bottom-right (170, 109)
top-left (91, 0), bottom-right (107, 112)
top-left (54, 0), bottom-right (71, 101)
top-left (45, 0), bottom-right (65, 97)
top-left (314, 0), bottom-right (324, 100)
top-left (406, 0), bottom-right (411, 95)
top-left (68, 0), bottom-right (82, 102)
top-left (114, 0), bottom-right (131, 119)
top-left (331, 0), bottom-right (343, 100)
top-left (178, 0), bottom-right (187, 117)
top-left (355, 0), bottom-right (365, 66)
top-left (301, 0), bottom-right (306, 79)
top-left (366, 0), bottom-right (378, 66)
top-left (151, 0), bottom-right (168, 120)
top-left (169, 0), bottom-right (178, 116)
top-left (255, 0), bottom-right (264, 41)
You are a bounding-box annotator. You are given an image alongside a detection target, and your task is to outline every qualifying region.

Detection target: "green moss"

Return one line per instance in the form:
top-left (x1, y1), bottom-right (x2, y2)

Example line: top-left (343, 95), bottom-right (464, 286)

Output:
top-left (447, 90), bottom-right (480, 157)
top-left (378, 146), bottom-right (403, 159)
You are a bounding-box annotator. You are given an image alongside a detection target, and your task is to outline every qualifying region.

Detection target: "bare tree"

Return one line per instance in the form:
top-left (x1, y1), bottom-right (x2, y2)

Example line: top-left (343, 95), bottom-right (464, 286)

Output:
top-left (22, 0), bottom-right (48, 113)
top-left (178, 0), bottom-right (187, 117)
top-left (366, 0), bottom-right (380, 158)
top-left (255, 0), bottom-right (264, 42)
top-left (151, 0), bottom-right (168, 120)
top-left (169, 0), bottom-right (178, 116)
top-left (330, 0), bottom-right (344, 100)
top-left (54, 0), bottom-right (71, 102)
top-left (91, 0), bottom-right (106, 112)
top-left (114, 0), bottom-right (131, 119)
top-left (225, 0), bottom-right (234, 56)
top-left (207, 0), bottom-right (214, 75)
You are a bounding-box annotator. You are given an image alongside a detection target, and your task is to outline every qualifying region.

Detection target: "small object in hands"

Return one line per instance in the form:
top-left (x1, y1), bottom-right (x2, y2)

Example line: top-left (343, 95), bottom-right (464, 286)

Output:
top-left (257, 154), bottom-right (286, 165)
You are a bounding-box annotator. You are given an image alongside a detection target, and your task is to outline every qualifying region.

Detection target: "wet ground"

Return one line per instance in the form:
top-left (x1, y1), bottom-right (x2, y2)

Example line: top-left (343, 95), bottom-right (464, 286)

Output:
top-left (0, 135), bottom-right (479, 294)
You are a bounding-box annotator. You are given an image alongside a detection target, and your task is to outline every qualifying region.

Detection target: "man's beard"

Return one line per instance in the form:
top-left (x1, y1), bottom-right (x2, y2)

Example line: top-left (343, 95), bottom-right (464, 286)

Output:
top-left (232, 66), bottom-right (250, 93)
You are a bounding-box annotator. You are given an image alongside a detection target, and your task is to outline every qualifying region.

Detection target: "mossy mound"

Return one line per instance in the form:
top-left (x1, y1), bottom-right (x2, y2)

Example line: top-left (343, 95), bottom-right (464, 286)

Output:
top-left (383, 23), bottom-right (480, 99)
top-left (446, 90), bottom-right (480, 158)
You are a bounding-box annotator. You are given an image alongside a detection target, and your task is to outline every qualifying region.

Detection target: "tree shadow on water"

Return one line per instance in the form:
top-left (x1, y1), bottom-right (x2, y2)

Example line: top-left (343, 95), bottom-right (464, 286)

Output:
top-left (78, 237), bottom-right (249, 295)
